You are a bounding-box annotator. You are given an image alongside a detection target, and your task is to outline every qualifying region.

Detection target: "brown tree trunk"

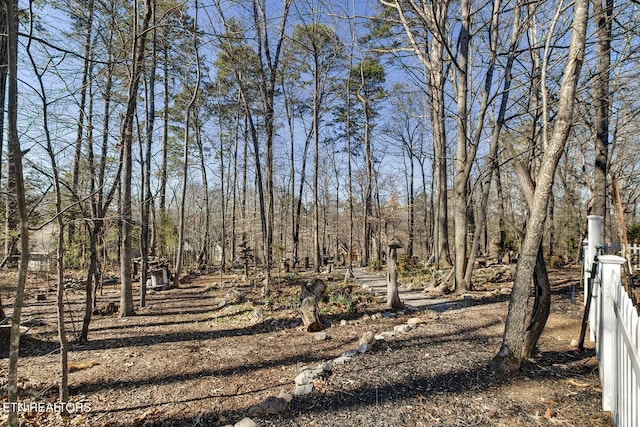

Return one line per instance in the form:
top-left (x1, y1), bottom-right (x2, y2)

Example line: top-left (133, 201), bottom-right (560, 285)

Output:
top-left (493, 0), bottom-right (588, 372)
top-left (140, 10), bottom-right (157, 308)
top-left (300, 279), bottom-right (326, 332)
top-left (120, 0), bottom-right (154, 316)
top-left (6, 0), bottom-right (30, 423)
top-left (522, 246), bottom-right (551, 356)
top-left (592, 0), bottom-right (612, 219)
top-left (175, 3), bottom-right (201, 288)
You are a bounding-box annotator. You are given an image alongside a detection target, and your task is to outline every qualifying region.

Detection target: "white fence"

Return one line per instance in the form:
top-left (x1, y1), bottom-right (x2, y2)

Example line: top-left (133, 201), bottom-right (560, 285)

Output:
top-left (584, 215), bottom-right (640, 427)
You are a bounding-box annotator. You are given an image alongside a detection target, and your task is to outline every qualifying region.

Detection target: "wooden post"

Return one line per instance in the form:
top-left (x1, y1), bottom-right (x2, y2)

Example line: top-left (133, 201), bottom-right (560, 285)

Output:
top-left (386, 237), bottom-right (404, 310)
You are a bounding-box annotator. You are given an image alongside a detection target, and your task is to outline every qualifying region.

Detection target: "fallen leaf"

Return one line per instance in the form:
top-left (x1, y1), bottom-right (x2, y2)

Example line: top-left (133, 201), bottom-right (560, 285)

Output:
top-left (544, 407), bottom-right (556, 419)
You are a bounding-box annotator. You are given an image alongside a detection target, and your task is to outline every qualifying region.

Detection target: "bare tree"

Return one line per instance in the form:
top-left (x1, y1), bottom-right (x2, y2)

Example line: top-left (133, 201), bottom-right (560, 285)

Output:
top-left (5, 0), bottom-right (30, 424)
top-left (215, 0), bottom-right (292, 293)
top-left (25, 2), bottom-right (70, 400)
top-left (382, 0), bottom-right (452, 268)
top-left (139, 5), bottom-right (158, 308)
top-left (174, 2), bottom-right (201, 288)
top-left (493, 0), bottom-right (589, 372)
top-left (592, 0), bottom-right (613, 218)
top-left (119, 0), bottom-right (154, 317)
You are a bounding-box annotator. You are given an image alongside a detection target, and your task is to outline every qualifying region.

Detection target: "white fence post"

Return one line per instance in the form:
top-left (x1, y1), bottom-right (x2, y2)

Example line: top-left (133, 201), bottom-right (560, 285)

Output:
top-left (587, 215), bottom-right (603, 340)
top-left (598, 254), bottom-right (626, 412)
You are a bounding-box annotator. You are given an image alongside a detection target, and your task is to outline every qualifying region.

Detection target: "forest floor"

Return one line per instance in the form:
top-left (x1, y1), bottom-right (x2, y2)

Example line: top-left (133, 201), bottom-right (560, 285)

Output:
top-left (0, 265), bottom-right (612, 427)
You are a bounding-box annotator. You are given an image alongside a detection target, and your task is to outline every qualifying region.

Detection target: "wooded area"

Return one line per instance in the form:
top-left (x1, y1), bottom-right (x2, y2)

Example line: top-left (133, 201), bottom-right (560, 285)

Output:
top-left (1, 0), bottom-right (639, 425)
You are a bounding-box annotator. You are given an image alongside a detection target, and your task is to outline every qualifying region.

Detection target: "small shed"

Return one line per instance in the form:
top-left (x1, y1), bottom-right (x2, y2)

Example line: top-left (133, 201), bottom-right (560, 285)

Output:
top-left (28, 252), bottom-right (51, 272)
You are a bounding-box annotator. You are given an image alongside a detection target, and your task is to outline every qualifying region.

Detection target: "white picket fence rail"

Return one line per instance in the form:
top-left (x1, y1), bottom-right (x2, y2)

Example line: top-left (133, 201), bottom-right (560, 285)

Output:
top-left (584, 215), bottom-right (640, 427)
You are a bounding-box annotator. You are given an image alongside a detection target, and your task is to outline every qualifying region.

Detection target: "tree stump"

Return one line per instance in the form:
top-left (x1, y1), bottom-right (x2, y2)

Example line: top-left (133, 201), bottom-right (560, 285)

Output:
top-left (300, 278), bottom-right (326, 332)
top-left (386, 237), bottom-right (404, 310)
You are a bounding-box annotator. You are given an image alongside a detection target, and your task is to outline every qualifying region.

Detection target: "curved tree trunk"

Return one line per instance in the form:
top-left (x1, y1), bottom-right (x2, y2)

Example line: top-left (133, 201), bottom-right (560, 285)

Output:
top-left (493, 0), bottom-right (588, 372)
top-left (522, 246), bottom-right (551, 357)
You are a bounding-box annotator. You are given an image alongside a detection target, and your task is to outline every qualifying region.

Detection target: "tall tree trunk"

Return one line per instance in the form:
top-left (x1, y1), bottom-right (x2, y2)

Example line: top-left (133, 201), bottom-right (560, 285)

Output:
top-left (160, 32), bottom-right (169, 216)
top-left (493, 0), bottom-right (588, 372)
top-left (453, 0), bottom-right (471, 291)
top-left (140, 12), bottom-right (157, 308)
top-left (69, 0), bottom-right (94, 248)
top-left (196, 116), bottom-right (211, 268)
top-left (25, 1), bottom-right (69, 400)
top-left (80, 22), bottom-right (117, 340)
top-left (175, 2), bottom-right (201, 287)
top-left (6, 0), bottom-right (30, 423)
top-left (313, 59), bottom-right (321, 273)
top-left (0, 6), bottom-right (6, 244)
top-left (592, 0), bottom-right (612, 219)
top-left (120, 0), bottom-right (154, 317)
top-left (464, 0), bottom-right (523, 287)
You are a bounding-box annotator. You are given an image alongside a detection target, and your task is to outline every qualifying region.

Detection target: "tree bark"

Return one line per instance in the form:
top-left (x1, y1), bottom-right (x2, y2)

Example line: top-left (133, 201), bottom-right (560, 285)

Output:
top-left (453, 0), bottom-right (471, 292)
top-left (300, 278), bottom-right (326, 332)
top-left (120, 0), bottom-right (154, 316)
top-left (464, 0), bottom-right (523, 287)
top-left (592, 0), bottom-right (612, 219)
top-left (6, 0), bottom-right (30, 423)
top-left (69, 0), bottom-right (94, 248)
top-left (25, 1), bottom-right (69, 400)
top-left (140, 10), bottom-right (157, 308)
top-left (175, 2), bottom-right (201, 288)
top-left (493, 0), bottom-right (588, 372)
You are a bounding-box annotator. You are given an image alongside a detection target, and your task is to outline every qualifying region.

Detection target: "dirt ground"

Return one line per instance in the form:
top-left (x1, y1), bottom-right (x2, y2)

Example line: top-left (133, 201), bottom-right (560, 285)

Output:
top-left (0, 266), bottom-right (612, 427)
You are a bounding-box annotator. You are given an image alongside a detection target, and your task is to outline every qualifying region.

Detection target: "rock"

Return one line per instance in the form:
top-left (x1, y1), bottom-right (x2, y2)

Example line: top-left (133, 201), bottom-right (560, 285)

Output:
top-left (394, 324), bottom-right (413, 333)
top-left (570, 339), bottom-right (579, 348)
top-left (333, 355), bottom-right (351, 365)
top-left (500, 287), bottom-right (512, 295)
top-left (341, 349), bottom-right (359, 357)
top-left (247, 396), bottom-right (289, 417)
top-left (294, 383), bottom-right (314, 396)
top-left (303, 367), bottom-right (324, 377)
top-left (235, 418), bottom-right (258, 427)
top-left (407, 317), bottom-right (426, 327)
top-left (314, 332), bottom-right (327, 341)
top-left (295, 367), bottom-right (323, 385)
top-left (359, 331), bottom-right (376, 346)
top-left (340, 319), bottom-right (348, 326)
top-left (357, 343), bottom-right (372, 353)
top-left (278, 391), bottom-right (293, 403)
top-left (317, 360), bottom-right (333, 371)
top-left (295, 372), bottom-right (312, 385)
top-left (374, 334), bottom-right (386, 341)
